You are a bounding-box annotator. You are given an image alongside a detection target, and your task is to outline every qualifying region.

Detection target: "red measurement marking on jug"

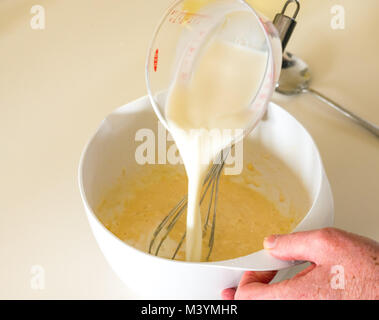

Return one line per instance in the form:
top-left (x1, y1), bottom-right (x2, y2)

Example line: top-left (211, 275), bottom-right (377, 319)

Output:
top-left (154, 49), bottom-right (159, 72)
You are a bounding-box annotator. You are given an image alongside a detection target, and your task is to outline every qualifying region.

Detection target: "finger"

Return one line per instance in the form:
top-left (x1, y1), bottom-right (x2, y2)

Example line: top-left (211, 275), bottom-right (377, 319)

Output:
top-left (239, 271), bottom-right (277, 287)
top-left (235, 271), bottom-right (279, 300)
top-left (264, 229), bottom-right (334, 264)
top-left (293, 263), bottom-right (316, 279)
top-left (235, 277), bottom-right (308, 300)
top-left (221, 288), bottom-right (236, 300)
top-left (222, 272), bottom-right (277, 300)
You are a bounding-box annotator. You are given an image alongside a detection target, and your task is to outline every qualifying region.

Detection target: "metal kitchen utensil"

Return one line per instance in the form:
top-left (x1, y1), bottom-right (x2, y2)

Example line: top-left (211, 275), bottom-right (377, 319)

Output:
top-left (276, 52), bottom-right (379, 138)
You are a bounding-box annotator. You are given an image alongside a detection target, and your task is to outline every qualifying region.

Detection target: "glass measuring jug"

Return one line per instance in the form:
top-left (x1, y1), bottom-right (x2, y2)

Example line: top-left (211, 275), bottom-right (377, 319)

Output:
top-left (146, 0), bottom-right (283, 141)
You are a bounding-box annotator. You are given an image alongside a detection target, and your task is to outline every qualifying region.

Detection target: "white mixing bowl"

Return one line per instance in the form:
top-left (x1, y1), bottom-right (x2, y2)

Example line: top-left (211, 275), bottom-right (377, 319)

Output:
top-left (78, 95), bottom-right (334, 299)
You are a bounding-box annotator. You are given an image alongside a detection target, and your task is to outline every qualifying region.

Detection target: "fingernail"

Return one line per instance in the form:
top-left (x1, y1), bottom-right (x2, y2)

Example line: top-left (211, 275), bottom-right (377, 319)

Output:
top-left (264, 235), bottom-right (278, 249)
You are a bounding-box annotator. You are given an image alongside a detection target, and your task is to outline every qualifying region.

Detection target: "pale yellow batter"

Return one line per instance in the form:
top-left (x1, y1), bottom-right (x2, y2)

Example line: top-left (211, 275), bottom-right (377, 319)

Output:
top-left (96, 159), bottom-right (309, 262)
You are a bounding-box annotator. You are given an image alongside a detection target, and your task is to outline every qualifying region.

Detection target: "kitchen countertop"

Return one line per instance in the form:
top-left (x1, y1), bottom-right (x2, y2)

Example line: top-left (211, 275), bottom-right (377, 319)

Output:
top-left (0, 0), bottom-right (378, 299)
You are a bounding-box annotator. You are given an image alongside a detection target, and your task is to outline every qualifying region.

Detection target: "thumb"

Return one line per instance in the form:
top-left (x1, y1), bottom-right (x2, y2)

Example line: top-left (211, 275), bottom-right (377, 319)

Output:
top-left (264, 229), bottom-right (332, 264)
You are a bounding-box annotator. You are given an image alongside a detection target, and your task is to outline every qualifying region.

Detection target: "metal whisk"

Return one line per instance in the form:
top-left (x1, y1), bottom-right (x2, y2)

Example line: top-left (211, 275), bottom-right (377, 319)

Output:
top-left (148, 149), bottom-right (229, 261)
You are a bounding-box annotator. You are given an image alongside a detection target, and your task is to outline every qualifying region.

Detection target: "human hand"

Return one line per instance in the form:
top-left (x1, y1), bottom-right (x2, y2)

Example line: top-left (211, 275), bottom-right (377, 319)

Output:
top-left (222, 228), bottom-right (379, 300)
